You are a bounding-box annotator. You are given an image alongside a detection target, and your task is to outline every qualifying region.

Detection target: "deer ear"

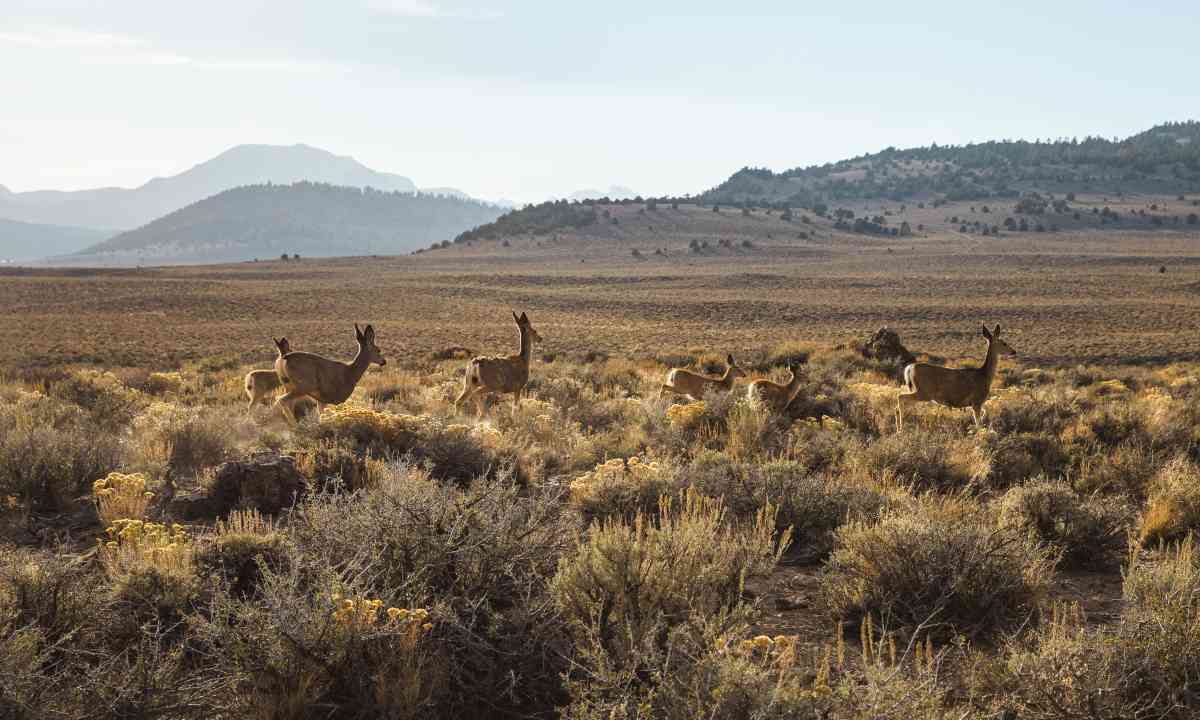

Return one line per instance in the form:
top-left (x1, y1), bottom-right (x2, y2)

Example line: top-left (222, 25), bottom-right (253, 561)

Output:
top-left (364, 324), bottom-right (375, 340)
top-left (993, 323), bottom-right (1002, 337)
top-left (982, 325), bottom-right (992, 339)
top-left (512, 311), bottom-right (520, 323)
top-left (354, 323), bottom-right (363, 341)
top-left (727, 354), bottom-right (735, 366)
top-left (520, 312), bottom-right (529, 322)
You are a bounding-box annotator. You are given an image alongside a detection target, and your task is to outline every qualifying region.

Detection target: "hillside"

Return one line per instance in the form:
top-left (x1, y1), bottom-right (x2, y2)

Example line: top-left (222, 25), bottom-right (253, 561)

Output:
top-left (69, 182), bottom-right (505, 264)
top-left (0, 144), bottom-right (417, 231)
top-left (702, 121), bottom-right (1200, 206)
top-left (0, 218), bottom-right (110, 262)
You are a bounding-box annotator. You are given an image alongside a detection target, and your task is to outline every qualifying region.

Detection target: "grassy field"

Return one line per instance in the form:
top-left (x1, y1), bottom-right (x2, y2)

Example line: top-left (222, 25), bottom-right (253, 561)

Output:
top-left (5, 197), bottom-right (1200, 372)
top-left (4, 197), bottom-right (1200, 718)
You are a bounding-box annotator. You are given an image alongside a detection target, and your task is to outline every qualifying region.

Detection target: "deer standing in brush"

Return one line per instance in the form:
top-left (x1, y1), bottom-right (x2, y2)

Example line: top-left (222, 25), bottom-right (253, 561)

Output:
top-left (455, 311), bottom-right (543, 417)
top-left (244, 337), bottom-right (291, 411)
top-left (896, 323), bottom-right (1016, 430)
top-left (746, 363), bottom-right (804, 413)
top-left (660, 354), bottom-right (746, 401)
top-left (273, 324), bottom-right (386, 424)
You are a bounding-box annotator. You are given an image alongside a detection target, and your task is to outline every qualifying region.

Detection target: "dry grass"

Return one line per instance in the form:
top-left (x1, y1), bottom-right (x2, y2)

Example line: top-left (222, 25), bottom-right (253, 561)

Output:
top-left (6, 210), bottom-right (1200, 715)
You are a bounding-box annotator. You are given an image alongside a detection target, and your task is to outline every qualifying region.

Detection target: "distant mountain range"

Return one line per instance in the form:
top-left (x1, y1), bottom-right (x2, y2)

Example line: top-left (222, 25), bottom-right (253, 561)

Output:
top-left (0, 218), bottom-right (108, 263)
top-left (0, 144), bottom-right (418, 232)
top-left (67, 181), bottom-right (505, 264)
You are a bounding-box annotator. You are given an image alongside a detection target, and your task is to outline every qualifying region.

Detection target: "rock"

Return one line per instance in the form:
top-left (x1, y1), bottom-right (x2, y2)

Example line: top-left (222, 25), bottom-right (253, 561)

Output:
top-left (163, 492), bottom-right (225, 522)
top-left (862, 327), bottom-right (916, 366)
top-left (209, 451), bottom-right (307, 516)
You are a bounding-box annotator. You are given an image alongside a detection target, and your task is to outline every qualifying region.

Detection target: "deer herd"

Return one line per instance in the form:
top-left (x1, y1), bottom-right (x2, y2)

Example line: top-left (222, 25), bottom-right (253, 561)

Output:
top-left (245, 311), bottom-right (1017, 431)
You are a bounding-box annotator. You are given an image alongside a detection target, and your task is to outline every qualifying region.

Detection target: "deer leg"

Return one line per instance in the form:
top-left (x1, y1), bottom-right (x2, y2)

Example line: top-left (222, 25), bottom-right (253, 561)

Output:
top-left (897, 392), bottom-right (918, 431)
top-left (274, 392), bottom-right (301, 426)
top-left (512, 388), bottom-right (522, 416)
top-left (454, 382), bottom-right (475, 412)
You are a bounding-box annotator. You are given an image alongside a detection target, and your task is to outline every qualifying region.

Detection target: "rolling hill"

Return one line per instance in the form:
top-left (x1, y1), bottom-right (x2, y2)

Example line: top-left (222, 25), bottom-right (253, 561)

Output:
top-left (701, 121), bottom-right (1200, 207)
top-left (0, 144), bottom-right (418, 231)
top-left (0, 218), bottom-right (110, 263)
top-left (68, 182), bottom-right (505, 264)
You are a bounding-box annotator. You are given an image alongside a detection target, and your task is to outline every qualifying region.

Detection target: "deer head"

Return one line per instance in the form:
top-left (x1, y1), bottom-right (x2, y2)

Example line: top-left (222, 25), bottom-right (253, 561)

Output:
top-left (273, 337), bottom-right (291, 356)
top-left (354, 323), bottom-right (387, 366)
top-left (512, 311), bottom-right (544, 343)
top-left (982, 324), bottom-right (1016, 356)
top-left (725, 354), bottom-right (747, 381)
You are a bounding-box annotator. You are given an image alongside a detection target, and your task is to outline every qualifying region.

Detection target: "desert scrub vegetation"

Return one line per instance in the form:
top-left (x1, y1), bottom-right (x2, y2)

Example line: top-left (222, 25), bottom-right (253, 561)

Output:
top-left (822, 498), bottom-right (1053, 641)
top-left (7, 348), bottom-right (1200, 716)
top-left (996, 479), bottom-right (1130, 569)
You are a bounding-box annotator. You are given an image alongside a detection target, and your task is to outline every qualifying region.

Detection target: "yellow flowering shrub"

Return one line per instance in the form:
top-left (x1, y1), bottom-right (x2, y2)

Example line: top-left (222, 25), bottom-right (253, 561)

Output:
top-left (569, 456), bottom-right (670, 524)
top-left (145, 371), bottom-right (186, 395)
top-left (98, 519), bottom-right (192, 578)
top-left (666, 401), bottom-right (707, 430)
top-left (92, 472), bottom-right (154, 525)
top-left (319, 406), bottom-right (428, 445)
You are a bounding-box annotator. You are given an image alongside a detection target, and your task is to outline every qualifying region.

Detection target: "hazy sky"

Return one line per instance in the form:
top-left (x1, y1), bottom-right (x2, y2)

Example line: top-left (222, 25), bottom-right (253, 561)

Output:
top-left (2, 1), bottom-right (1197, 203)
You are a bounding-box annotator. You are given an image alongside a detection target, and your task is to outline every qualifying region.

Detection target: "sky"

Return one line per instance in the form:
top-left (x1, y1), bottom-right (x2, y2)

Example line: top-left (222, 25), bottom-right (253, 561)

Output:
top-left (1, 0), bottom-right (1198, 204)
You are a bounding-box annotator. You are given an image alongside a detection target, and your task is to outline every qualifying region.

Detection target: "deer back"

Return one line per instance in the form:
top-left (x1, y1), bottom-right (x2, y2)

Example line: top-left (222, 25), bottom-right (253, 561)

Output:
top-left (667, 368), bottom-right (722, 398)
top-left (909, 363), bottom-right (990, 408)
top-left (469, 354), bottom-right (529, 394)
top-left (245, 369), bottom-right (282, 394)
top-left (276, 352), bottom-right (355, 405)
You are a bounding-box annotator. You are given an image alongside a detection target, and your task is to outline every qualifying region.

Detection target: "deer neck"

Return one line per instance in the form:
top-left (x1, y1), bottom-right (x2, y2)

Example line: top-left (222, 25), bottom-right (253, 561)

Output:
top-left (346, 345), bottom-right (372, 388)
top-left (517, 325), bottom-right (532, 367)
top-left (786, 374), bottom-right (803, 403)
top-left (719, 367), bottom-right (736, 389)
top-left (981, 337), bottom-right (1000, 387)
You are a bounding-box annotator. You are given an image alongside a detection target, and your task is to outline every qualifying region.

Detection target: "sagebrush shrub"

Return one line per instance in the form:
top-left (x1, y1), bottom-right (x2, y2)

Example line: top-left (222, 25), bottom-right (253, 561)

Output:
top-left (1140, 456), bottom-right (1200, 545)
top-left (195, 509), bottom-right (291, 598)
top-left (298, 406), bottom-right (524, 486)
top-left (822, 500), bottom-right (1052, 641)
top-left (849, 431), bottom-right (990, 492)
top-left (0, 392), bottom-right (122, 510)
top-left (552, 489), bottom-right (788, 668)
top-left (569, 455), bottom-right (672, 525)
top-left (999, 543), bottom-right (1200, 719)
top-left (996, 479), bottom-right (1129, 569)
top-left (287, 462), bottom-right (573, 715)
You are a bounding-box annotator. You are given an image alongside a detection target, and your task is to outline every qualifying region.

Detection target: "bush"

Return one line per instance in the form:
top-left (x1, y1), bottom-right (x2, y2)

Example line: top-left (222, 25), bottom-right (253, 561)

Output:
top-left (552, 489), bottom-right (787, 668)
top-left (1000, 541), bottom-right (1200, 719)
top-left (126, 402), bottom-right (241, 478)
top-left (48, 369), bottom-right (146, 430)
top-left (996, 480), bottom-right (1129, 569)
top-left (287, 463), bottom-right (573, 715)
top-left (982, 432), bottom-right (1068, 488)
top-left (1139, 456), bottom-right (1200, 545)
top-left (849, 432), bottom-right (989, 492)
top-left (195, 559), bottom-right (444, 719)
top-left (0, 392), bottom-right (123, 510)
top-left (569, 456), bottom-right (672, 526)
top-left (822, 500), bottom-right (1052, 641)
top-left (194, 509), bottom-right (292, 598)
top-left (297, 406), bottom-right (524, 487)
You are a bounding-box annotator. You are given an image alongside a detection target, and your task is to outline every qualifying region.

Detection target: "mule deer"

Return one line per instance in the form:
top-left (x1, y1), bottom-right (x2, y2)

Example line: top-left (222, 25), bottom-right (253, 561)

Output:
top-left (746, 363), bottom-right (804, 413)
top-left (273, 324), bottom-right (386, 424)
top-left (661, 354), bottom-right (746, 401)
top-left (244, 337), bottom-right (291, 411)
top-left (455, 311), bottom-right (543, 417)
top-left (896, 323), bottom-right (1016, 430)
